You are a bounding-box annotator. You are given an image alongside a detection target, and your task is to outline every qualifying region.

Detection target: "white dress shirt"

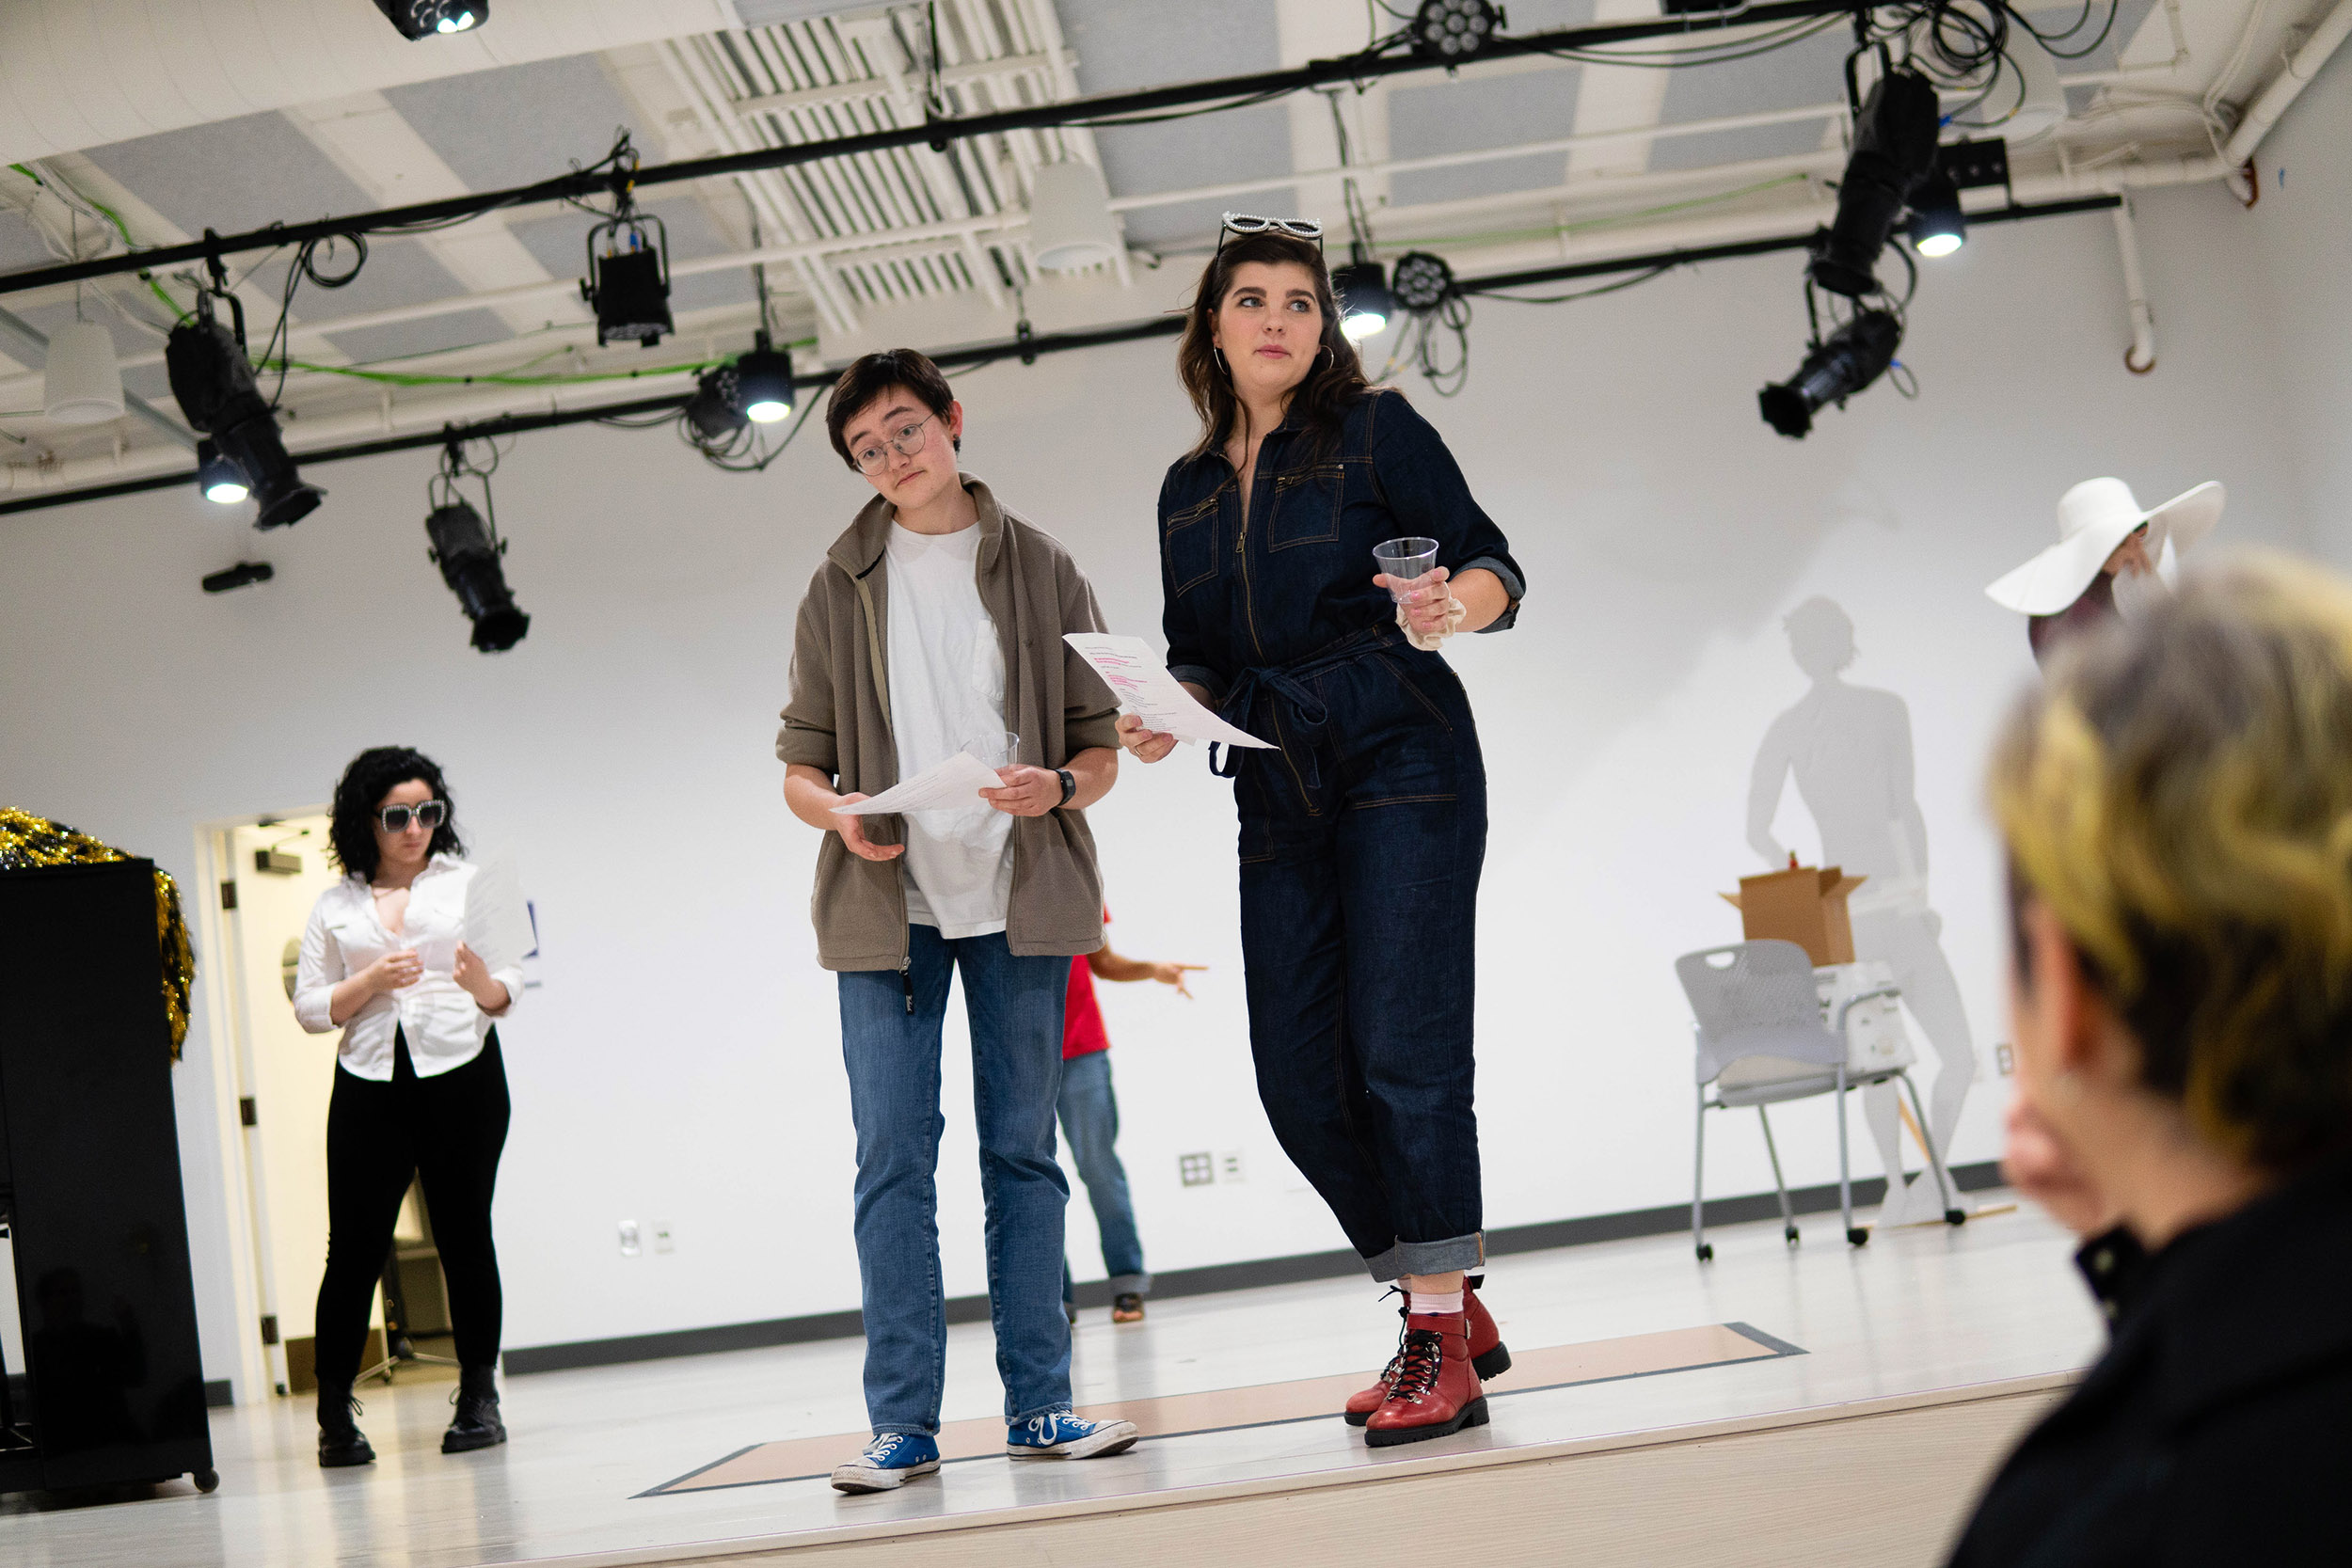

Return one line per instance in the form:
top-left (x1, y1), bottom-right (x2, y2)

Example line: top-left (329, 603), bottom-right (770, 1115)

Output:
top-left (293, 854), bottom-right (528, 1080)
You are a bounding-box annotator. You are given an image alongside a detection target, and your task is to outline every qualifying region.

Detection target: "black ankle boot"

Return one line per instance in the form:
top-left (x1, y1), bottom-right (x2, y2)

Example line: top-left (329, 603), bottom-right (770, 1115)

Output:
top-left (442, 1364), bottom-right (507, 1454)
top-left (317, 1379), bottom-right (376, 1468)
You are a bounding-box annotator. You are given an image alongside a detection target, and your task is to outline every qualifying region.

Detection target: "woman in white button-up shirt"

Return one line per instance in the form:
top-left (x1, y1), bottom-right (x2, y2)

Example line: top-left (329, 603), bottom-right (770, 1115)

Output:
top-left (292, 747), bottom-right (527, 1469)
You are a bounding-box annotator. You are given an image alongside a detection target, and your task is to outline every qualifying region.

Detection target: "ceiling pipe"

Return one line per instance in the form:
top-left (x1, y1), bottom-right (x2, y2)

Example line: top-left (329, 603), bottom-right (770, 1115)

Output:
top-left (2111, 197), bottom-right (2157, 373)
top-left (0, 0), bottom-right (735, 166)
top-left (0, 157), bottom-right (2219, 506)
top-left (2222, 0), bottom-right (2352, 165)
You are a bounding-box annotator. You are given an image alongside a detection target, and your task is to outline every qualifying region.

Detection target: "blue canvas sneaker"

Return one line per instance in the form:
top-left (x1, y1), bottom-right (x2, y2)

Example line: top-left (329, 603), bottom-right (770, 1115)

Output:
top-left (1006, 1412), bottom-right (1140, 1460)
top-left (829, 1432), bottom-right (942, 1494)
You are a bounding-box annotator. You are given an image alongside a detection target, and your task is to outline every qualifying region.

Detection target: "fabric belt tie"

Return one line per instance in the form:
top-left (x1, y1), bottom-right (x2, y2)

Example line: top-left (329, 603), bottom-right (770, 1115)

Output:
top-left (1209, 627), bottom-right (1397, 790)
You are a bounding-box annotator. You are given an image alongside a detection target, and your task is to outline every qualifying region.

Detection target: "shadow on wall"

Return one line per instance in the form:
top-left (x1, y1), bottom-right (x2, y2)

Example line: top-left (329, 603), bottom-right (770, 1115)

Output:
top-left (1746, 596), bottom-right (1978, 1222)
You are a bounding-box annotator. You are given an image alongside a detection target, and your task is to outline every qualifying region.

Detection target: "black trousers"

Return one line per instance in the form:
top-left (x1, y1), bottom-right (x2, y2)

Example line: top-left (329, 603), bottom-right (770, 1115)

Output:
top-left (313, 1027), bottom-right (510, 1386)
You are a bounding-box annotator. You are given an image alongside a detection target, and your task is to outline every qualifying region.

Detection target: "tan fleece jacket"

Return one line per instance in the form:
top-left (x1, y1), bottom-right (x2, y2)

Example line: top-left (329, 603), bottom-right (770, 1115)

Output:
top-left (776, 474), bottom-right (1121, 971)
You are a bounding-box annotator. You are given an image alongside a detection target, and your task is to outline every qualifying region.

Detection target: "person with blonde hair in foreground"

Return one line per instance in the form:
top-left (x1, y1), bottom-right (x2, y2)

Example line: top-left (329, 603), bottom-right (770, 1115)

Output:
top-left (1948, 556), bottom-right (2352, 1565)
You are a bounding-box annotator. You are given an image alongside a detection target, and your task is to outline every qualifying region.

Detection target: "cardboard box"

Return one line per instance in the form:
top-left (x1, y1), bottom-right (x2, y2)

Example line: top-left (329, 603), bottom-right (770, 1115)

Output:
top-left (1722, 863), bottom-right (1867, 966)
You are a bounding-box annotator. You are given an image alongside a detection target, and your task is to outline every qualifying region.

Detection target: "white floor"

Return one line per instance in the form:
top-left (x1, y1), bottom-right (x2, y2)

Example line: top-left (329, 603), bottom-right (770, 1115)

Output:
top-left (0, 1195), bottom-right (2103, 1567)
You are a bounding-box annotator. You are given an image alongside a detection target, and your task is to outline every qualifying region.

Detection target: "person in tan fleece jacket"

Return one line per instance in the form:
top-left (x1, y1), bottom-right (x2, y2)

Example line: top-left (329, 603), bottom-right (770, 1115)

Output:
top-left (775, 349), bottom-right (1136, 1493)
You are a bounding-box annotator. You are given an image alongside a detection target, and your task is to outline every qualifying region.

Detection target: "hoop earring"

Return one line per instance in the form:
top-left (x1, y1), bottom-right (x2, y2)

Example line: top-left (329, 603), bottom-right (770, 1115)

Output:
top-left (1214, 345), bottom-right (1230, 376)
top-left (1317, 343), bottom-right (1332, 365)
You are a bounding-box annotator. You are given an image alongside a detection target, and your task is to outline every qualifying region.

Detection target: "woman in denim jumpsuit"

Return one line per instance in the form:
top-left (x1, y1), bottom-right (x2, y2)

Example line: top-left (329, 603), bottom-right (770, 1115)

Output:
top-left (1119, 226), bottom-right (1525, 1444)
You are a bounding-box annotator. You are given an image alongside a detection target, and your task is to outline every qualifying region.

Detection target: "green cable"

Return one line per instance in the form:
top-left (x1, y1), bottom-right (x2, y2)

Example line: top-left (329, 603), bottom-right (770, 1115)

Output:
top-left (9, 161), bottom-right (191, 324)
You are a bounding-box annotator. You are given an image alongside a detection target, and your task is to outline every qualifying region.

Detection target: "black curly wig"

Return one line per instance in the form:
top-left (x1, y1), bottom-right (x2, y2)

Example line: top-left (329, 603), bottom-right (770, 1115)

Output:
top-left (328, 746), bottom-right (464, 881)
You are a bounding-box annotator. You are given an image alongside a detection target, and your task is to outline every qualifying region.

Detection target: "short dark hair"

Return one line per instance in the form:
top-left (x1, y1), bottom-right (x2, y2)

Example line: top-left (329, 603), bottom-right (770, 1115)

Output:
top-left (328, 746), bottom-right (464, 882)
top-left (825, 348), bottom-right (960, 470)
top-left (1993, 557), bottom-right (2352, 1173)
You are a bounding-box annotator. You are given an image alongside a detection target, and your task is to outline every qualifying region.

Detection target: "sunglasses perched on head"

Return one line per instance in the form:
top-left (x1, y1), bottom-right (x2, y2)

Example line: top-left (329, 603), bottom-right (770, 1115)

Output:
top-left (1217, 213), bottom-right (1324, 250)
top-left (377, 800), bottom-right (448, 833)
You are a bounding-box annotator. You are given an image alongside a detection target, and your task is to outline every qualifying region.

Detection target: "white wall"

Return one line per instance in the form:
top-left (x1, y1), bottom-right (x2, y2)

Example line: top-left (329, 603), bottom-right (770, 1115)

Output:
top-left (2247, 39), bottom-right (2352, 560)
top-left (0, 176), bottom-right (2324, 1388)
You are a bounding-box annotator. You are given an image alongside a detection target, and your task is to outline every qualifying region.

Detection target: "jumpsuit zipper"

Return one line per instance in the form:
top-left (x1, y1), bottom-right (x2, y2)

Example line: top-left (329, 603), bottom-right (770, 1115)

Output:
top-left (1234, 434), bottom-right (1313, 804)
top-left (899, 956), bottom-right (914, 1014)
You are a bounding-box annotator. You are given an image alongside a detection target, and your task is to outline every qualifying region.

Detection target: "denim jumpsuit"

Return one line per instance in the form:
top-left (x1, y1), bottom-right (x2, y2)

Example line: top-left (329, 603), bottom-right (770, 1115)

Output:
top-left (1158, 388), bottom-right (1524, 1281)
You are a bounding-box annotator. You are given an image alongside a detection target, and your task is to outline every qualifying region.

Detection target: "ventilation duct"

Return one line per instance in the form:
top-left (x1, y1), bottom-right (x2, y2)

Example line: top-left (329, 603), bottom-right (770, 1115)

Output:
top-left (0, 0), bottom-right (733, 166)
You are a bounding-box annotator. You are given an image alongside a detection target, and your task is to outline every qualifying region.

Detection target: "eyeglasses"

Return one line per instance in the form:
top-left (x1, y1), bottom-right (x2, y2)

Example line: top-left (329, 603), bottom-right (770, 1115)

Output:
top-left (377, 800), bottom-right (448, 833)
top-left (1217, 213), bottom-right (1324, 250)
top-left (850, 414), bottom-right (939, 475)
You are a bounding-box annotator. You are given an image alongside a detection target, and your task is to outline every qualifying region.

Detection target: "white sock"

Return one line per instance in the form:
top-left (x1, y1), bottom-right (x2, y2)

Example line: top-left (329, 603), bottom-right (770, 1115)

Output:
top-left (1408, 1289), bottom-right (1463, 1316)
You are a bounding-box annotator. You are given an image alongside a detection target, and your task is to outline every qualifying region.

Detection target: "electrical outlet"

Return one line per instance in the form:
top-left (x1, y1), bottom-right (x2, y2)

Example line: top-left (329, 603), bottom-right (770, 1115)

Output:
top-left (619, 1219), bottom-right (641, 1257)
top-left (1994, 1043), bottom-right (2015, 1077)
top-left (653, 1219), bottom-right (675, 1254)
top-left (1178, 1151), bottom-right (1214, 1188)
top-left (1218, 1148), bottom-right (1246, 1183)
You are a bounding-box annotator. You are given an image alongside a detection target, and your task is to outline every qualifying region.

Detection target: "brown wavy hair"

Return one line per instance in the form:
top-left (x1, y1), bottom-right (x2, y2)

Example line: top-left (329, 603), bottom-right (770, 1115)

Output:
top-left (1991, 554), bottom-right (2352, 1173)
top-left (1177, 230), bottom-right (1371, 461)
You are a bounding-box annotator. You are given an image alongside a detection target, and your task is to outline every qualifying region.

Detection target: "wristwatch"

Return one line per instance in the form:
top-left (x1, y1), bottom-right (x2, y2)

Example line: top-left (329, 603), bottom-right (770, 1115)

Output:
top-left (1056, 768), bottom-right (1077, 807)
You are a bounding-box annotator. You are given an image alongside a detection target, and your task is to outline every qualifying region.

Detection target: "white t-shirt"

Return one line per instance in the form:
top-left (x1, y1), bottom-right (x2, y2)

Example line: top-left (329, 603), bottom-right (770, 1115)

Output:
top-left (884, 519), bottom-right (1014, 938)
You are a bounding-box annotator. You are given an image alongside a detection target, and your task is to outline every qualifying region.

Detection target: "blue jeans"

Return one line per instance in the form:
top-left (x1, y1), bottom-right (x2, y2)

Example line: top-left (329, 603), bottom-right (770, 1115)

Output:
top-left (1057, 1050), bottom-right (1148, 1301)
top-left (1232, 635), bottom-right (1487, 1281)
top-left (838, 926), bottom-right (1073, 1433)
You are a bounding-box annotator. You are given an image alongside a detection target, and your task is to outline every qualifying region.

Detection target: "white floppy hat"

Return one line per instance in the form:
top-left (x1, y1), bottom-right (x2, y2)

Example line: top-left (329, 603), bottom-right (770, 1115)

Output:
top-left (1984, 477), bottom-right (2226, 615)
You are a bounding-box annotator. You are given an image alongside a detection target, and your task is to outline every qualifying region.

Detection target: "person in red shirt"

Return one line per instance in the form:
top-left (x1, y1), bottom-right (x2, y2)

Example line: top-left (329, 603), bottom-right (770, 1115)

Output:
top-left (1061, 910), bottom-right (1202, 1323)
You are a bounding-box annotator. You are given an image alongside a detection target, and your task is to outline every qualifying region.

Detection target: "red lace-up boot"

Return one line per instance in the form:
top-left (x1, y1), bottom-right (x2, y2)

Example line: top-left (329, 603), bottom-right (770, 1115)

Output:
top-left (1363, 1308), bottom-right (1486, 1447)
top-left (1344, 1277), bottom-right (1510, 1426)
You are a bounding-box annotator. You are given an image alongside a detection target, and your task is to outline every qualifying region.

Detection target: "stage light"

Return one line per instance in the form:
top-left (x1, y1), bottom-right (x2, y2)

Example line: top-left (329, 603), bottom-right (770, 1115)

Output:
top-left (684, 368), bottom-right (748, 442)
top-left (1026, 160), bottom-right (1121, 272)
top-left (200, 562), bottom-right (273, 594)
top-left (734, 333), bottom-right (795, 422)
top-left (1907, 173), bottom-right (1965, 257)
top-left (425, 497), bottom-right (528, 653)
top-left (1808, 70), bottom-right (1942, 298)
top-left (1332, 260), bottom-right (1392, 341)
top-left (1389, 251), bottom-right (1457, 314)
top-left (1757, 309), bottom-right (1902, 439)
top-left (425, 442), bottom-right (527, 652)
top-left (373, 1), bottom-right (485, 40)
top-left (583, 212), bottom-right (673, 348)
top-left (42, 320), bottom-right (123, 424)
top-left (196, 439), bottom-right (249, 504)
top-left (1411, 0), bottom-right (1502, 61)
top-left (165, 300), bottom-right (325, 530)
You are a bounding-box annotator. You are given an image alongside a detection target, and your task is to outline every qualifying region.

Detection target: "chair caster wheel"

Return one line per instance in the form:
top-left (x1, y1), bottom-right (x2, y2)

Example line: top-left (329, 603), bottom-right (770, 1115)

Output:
top-left (1846, 1227), bottom-right (1870, 1246)
top-left (1695, 1243), bottom-right (1714, 1262)
top-left (193, 1468), bottom-right (219, 1494)
top-left (1945, 1209), bottom-right (1968, 1226)
top-left (1784, 1225), bottom-right (1801, 1246)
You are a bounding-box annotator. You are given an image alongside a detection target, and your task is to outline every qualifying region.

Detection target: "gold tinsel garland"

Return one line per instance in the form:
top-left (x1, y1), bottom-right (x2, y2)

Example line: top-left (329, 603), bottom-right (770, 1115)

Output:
top-left (0, 806), bottom-right (195, 1059)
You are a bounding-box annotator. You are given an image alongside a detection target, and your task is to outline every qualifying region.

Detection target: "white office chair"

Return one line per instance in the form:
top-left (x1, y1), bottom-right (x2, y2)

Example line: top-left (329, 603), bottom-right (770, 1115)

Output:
top-left (1676, 939), bottom-right (1962, 1260)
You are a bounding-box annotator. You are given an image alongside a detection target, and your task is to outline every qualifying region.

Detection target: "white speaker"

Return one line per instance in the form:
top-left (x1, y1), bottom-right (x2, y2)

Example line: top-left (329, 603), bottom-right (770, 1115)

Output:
top-left (44, 320), bottom-right (124, 425)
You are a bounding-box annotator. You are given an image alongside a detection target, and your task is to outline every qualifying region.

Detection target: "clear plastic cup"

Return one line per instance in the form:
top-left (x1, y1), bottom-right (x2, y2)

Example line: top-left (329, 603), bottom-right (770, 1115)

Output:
top-left (1373, 536), bottom-right (1440, 605)
top-left (964, 731), bottom-right (1022, 770)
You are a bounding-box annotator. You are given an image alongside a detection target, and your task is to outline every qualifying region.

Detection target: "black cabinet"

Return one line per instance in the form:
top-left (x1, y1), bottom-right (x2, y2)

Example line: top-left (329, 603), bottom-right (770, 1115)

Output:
top-left (0, 860), bottom-right (215, 1495)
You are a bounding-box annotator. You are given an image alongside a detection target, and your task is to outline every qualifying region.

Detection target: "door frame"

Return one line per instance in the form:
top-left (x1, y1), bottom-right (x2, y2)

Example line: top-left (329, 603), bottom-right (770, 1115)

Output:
top-left (188, 803), bottom-right (329, 1403)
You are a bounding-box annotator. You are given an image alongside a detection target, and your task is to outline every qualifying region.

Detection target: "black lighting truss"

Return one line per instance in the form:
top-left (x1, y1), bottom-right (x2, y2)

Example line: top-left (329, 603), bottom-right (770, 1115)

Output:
top-left (0, 197), bottom-right (2119, 518)
top-left (0, 1), bottom-right (1867, 301)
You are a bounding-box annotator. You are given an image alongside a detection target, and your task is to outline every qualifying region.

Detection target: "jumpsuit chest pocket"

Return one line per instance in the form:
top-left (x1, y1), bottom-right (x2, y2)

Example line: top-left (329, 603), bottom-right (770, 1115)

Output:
top-left (1162, 491), bottom-right (1222, 594)
top-left (1266, 462), bottom-right (1347, 551)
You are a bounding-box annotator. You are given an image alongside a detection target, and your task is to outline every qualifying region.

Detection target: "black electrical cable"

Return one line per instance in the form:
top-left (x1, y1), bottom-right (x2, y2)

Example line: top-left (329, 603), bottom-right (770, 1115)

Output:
top-left (1473, 264), bottom-right (1675, 305)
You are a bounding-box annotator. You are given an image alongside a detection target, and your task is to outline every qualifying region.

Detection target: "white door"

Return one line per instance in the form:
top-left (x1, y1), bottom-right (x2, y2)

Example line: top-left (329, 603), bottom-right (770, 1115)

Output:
top-left (218, 815), bottom-right (383, 1392)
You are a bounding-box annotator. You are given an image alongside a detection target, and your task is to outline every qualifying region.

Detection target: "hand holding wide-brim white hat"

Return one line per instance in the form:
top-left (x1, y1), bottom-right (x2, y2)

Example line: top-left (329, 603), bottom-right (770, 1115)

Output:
top-left (1985, 477), bottom-right (2225, 615)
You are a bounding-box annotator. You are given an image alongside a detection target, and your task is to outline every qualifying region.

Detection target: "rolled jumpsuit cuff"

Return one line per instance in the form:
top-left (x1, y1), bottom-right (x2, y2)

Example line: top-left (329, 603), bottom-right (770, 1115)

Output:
top-left (1459, 555), bottom-right (1524, 634)
top-left (1105, 1272), bottom-right (1151, 1297)
top-left (1167, 664), bottom-right (1226, 704)
top-left (1361, 1232), bottom-right (1486, 1283)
